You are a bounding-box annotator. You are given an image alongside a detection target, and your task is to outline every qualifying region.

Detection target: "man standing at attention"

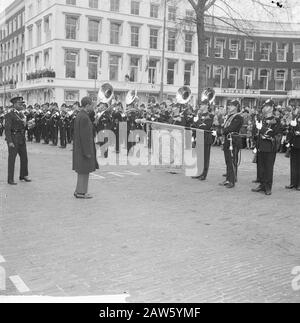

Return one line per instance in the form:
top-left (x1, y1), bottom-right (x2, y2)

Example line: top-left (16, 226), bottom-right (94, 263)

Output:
top-left (5, 96), bottom-right (31, 185)
top-left (73, 97), bottom-right (98, 199)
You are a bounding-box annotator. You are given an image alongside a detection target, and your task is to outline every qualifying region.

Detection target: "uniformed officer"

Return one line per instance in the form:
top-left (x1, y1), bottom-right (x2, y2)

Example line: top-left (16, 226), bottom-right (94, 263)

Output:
top-left (285, 106), bottom-right (300, 191)
top-left (4, 96), bottom-right (31, 185)
top-left (252, 99), bottom-right (282, 196)
top-left (219, 100), bottom-right (244, 188)
top-left (192, 98), bottom-right (215, 181)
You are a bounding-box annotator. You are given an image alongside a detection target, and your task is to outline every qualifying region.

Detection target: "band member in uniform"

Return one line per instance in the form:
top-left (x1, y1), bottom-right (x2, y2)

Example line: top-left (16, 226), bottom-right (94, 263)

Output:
top-left (58, 106), bottom-right (68, 148)
top-left (192, 89), bottom-right (215, 181)
top-left (73, 97), bottom-right (98, 199)
top-left (252, 99), bottom-right (282, 196)
top-left (4, 96), bottom-right (32, 185)
top-left (285, 106), bottom-right (300, 191)
top-left (219, 100), bottom-right (244, 188)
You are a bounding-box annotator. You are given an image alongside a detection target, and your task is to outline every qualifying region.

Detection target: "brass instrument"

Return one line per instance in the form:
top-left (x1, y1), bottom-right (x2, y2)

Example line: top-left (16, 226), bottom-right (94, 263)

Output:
top-left (176, 86), bottom-right (192, 105)
top-left (126, 89), bottom-right (138, 106)
top-left (200, 88), bottom-right (216, 105)
top-left (97, 83), bottom-right (114, 104)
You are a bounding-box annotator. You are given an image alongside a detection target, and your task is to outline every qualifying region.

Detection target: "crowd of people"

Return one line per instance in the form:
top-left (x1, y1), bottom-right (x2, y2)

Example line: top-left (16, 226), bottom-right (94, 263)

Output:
top-left (1, 90), bottom-right (300, 197)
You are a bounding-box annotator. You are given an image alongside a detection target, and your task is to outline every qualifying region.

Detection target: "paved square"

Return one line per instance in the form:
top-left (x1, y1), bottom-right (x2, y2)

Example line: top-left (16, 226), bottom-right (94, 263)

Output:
top-left (0, 137), bottom-right (300, 302)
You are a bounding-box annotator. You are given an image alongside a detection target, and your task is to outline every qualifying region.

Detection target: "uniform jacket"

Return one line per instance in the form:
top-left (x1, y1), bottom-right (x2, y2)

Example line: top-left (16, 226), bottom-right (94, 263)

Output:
top-left (223, 113), bottom-right (244, 149)
top-left (4, 110), bottom-right (26, 145)
top-left (72, 109), bottom-right (98, 174)
top-left (287, 117), bottom-right (300, 149)
top-left (193, 112), bottom-right (214, 145)
top-left (257, 117), bottom-right (282, 153)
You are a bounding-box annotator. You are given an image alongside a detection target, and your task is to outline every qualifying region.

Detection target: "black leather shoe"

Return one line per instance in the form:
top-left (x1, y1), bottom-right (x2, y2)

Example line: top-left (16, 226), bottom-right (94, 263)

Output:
top-left (265, 190), bottom-right (272, 196)
top-left (219, 180), bottom-right (229, 186)
top-left (285, 185), bottom-right (295, 189)
top-left (252, 186), bottom-right (265, 193)
top-left (74, 193), bottom-right (93, 199)
top-left (20, 177), bottom-right (32, 182)
top-left (192, 176), bottom-right (201, 179)
top-left (222, 174), bottom-right (227, 177)
top-left (199, 175), bottom-right (206, 181)
top-left (296, 187), bottom-right (300, 191)
top-left (8, 181), bottom-right (17, 185)
top-left (226, 183), bottom-right (235, 188)
top-left (252, 180), bottom-right (260, 184)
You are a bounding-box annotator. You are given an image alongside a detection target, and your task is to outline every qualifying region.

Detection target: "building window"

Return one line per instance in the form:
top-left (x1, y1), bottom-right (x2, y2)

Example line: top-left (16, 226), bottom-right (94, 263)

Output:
top-left (168, 6), bottom-right (176, 21)
top-left (36, 22), bottom-right (42, 46)
top-left (26, 57), bottom-right (31, 73)
top-left (88, 19), bottom-right (99, 42)
top-left (150, 4), bottom-right (159, 18)
top-left (168, 30), bottom-right (176, 51)
top-left (185, 10), bottom-right (194, 19)
top-left (65, 90), bottom-right (79, 103)
top-left (131, 26), bottom-right (139, 47)
top-left (110, 0), bottom-right (120, 12)
top-left (185, 33), bottom-right (193, 53)
top-left (167, 61), bottom-right (175, 85)
top-left (150, 28), bottom-right (158, 49)
top-left (65, 51), bottom-right (77, 78)
top-left (260, 42), bottom-right (272, 61)
top-left (131, 1), bottom-right (140, 15)
top-left (206, 65), bottom-right (211, 83)
top-left (276, 42), bottom-right (288, 61)
top-left (244, 68), bottom-right (255, 89)
top-left (15, 38), bottom-right (18, 56)
top-left (66, 0), bottom-right (76, 5)
top-left (35, 54), bottom-right (40, 70)
top-left (44, 50), bottom-right (50, 68)
top-left (109, 55), bottom-right (119, 81)
top-left (214, 38), bottom-right (225, 58)
top-left (213, 65), bottom-right (224, 88)
top-left (259, 69), bottom-right (270, 90)
top-left (65, 16), bottom-right (78, 40)
top-left (205, 38), bottom-right (210, 57)
top-left (44, 16), bottom-right (51, 42)
top-left (245, 40), bottom-right (255, 60)
top-left (28, 27), bottom-right (33, 49)
top-left (228, 67), bottom-right (238, 89)
top-left (28, 4), bottom-right (33, 19)
top-left (148, 59), bottom-right (157, 84)
top-left (89, 0), bottom-right (98, 8)
top-left (184, 63), bottom-right (193, 86)
top-left (275, 70), bottom-right (286, 91)
top-left (293, 43), bottom-right (300, 62)
top-left (88, 53), bottom-right (99, 79)
top-left (110, 22), bottom-right (121, 44)
top-left (292, 69), bottom-right (300, 90)
top-left (129, 56), bottom-right (139, 82)
top-left (229, 40), bottom-right (239, 59)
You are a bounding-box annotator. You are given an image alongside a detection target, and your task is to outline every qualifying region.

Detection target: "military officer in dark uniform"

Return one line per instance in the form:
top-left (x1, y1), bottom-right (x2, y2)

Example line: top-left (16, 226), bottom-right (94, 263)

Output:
top-left (285, 106), bottom-right (300, 191)
top-left (252, 99), bottom-right (282, 196)
top-left (192, 96), bottom-right (215, 181)
top-left (4, 96), bottom-right (32, 185)
top-left (219, 100), bottom-right (244, 188)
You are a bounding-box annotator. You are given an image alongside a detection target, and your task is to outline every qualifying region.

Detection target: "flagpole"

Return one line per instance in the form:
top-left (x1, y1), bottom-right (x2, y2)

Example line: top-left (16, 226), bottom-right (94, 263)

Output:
top-left (159, 0), bottom-right (167, 101)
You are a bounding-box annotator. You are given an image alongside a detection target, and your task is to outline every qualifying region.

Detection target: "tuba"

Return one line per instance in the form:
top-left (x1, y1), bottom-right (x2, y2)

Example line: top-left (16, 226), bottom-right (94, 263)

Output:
top-left (200, 88), bottom-right (216, 105)
top-left (176, 86), bottom-right (192, 105)
top-left (126, 89), bottom-right (138, 106)
top-left (97, 83), bottom-right (114, 104)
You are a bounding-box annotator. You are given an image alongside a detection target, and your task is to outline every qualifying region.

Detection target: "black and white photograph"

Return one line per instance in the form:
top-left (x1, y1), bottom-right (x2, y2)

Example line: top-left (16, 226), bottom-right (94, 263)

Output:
top-left (0, 0), bottom-right (300, 306)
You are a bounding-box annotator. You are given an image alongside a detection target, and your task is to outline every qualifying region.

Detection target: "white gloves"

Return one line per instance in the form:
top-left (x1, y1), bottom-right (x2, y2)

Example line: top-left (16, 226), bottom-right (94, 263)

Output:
top-left (212, 130), bottom-right (217, 137)
top-left (253, 148), bottom-right (257, 154)
top-left (256, 121), bottom-right (262, 130)
top-left (193, 116), bottom-right (199, 122)
top-left (291, 119), bottom-right (297, 127)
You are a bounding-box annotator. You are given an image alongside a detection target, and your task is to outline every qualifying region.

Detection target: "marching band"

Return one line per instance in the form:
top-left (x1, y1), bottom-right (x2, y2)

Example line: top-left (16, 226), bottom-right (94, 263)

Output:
top-left (1, 84), bottom-right (300, 194)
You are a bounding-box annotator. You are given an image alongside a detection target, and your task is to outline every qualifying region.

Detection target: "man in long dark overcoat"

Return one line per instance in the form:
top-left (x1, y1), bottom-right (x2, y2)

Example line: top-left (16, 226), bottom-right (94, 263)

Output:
top-left (73, 97), bottom-right (98, 199)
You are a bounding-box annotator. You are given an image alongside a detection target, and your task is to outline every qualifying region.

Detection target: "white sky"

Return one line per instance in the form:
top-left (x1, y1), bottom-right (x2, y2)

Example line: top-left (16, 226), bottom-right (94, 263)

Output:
top-left (0, 0), bottom-right (299, 23)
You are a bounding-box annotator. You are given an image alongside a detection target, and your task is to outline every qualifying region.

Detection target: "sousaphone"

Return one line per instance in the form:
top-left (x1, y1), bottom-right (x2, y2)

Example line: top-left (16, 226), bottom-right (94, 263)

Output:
top-left (97, 83), bottom-right (114, 104)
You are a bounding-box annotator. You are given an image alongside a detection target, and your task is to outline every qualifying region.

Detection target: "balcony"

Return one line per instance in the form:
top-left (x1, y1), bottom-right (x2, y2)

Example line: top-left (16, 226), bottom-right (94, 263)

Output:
top-left (26, 68), bottom-right (56, 81)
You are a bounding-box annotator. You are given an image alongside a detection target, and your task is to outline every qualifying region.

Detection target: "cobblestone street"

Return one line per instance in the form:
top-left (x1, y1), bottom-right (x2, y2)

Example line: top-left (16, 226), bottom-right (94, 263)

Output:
top-left (0, 137), bottom-right (300, 302)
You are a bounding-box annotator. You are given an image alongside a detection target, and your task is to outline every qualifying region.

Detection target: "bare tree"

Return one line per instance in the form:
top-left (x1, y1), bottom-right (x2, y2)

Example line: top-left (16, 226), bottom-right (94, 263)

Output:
top-left (185, 0), bottom-right (291, 103)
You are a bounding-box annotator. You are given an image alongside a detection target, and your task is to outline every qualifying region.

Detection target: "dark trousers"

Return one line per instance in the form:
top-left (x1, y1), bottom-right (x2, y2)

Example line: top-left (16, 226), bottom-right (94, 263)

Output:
top-left (201, 144), bottom-right (211, 178)
top-left (257, 151), bottom-right (276, 191)
top-left (224, 146), bottom-right (239, 185)
top-left (59, 127), bottom-right (67, 147)
top-left (290, 148), bottom-right (300, 188)
top-left (256, 152), bottom-right (264, 183)
top-left (7, 142), bottom-right (29, 182)
top-left (34, 126), bottom-right (42, 142)
top-left (51, 126), bottom-right (58, 145)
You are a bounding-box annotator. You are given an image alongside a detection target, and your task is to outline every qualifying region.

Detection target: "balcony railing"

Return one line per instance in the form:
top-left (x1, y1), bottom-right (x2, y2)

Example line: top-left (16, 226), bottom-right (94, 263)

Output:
top-left (26, 69), bottom-right (56, 81)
